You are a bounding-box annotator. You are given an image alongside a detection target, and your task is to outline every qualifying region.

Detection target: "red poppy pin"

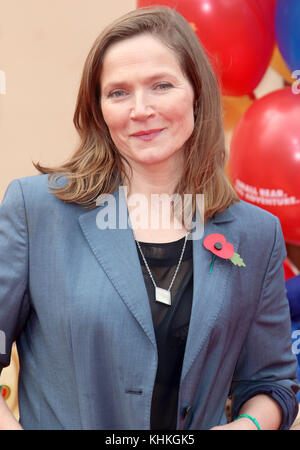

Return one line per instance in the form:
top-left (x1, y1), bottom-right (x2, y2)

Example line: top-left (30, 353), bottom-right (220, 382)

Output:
top-left (0, 385), bottom-right (11, 400)
top-left (203, 233), bottom-right (246, 274)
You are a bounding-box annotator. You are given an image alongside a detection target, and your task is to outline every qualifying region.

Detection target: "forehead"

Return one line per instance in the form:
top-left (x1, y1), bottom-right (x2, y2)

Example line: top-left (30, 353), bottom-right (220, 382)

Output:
top-left (100, 34), bottom-right (186, 84)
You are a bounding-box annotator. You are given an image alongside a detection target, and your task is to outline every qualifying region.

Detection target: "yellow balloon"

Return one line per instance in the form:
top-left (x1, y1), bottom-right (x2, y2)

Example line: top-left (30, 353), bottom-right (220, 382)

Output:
top-left (222, 95), bottom-right (253, 181)
top-left (222, 95), bottom-right (253, 131)
top-left (270, 46), bottom-right (294, 84)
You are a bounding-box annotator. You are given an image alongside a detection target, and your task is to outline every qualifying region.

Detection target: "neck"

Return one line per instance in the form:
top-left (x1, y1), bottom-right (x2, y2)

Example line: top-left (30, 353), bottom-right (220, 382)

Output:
top-left (123, 157), bottom-right (183, 199)
top-left (127, 171), bottom-right (180, 199)
top-left (121, 157), bottom-right (187, 242)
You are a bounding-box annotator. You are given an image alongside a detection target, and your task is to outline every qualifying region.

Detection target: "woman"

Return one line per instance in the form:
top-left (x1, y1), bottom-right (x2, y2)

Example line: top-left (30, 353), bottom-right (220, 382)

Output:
top-left (0, 6), bottom-right (298, 430)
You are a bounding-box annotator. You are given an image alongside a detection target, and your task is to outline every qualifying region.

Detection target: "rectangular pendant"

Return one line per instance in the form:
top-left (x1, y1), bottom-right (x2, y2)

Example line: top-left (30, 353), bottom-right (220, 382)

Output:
top-left (155, 287), bottom-right (171, 306)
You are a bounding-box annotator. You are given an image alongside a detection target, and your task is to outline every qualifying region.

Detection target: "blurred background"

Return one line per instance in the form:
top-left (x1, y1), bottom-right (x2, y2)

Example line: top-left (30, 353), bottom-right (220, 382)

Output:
top-left (0, 0), bottom-right (299, 423)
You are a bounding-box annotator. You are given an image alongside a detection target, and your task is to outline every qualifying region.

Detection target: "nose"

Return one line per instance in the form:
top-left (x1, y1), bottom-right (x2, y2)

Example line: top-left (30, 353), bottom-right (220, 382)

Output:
top-left (129, 91), bottom-right (154, 120)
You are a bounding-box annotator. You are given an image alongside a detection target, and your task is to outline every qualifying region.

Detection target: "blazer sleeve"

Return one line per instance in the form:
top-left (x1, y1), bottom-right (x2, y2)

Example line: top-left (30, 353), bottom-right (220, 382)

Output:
top-left (230, 216), bottom-right (300, 429)
top-left (0, 179), bottom-right (30, 373)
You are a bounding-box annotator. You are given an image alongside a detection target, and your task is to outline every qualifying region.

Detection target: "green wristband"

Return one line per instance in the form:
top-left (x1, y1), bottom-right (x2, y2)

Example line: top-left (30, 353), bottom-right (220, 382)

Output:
top-left (234, 414), bottom-right (261, 430)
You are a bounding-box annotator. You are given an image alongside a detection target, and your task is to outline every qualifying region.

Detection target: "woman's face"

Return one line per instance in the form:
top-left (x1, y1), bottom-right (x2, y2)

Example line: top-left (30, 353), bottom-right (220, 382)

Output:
top-left (100, 34), bottom-right (195, 169)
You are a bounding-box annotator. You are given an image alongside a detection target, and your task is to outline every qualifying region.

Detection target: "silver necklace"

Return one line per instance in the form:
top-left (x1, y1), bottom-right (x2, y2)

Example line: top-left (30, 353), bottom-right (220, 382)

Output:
top-left (136, 233), bottom-right (188, 306)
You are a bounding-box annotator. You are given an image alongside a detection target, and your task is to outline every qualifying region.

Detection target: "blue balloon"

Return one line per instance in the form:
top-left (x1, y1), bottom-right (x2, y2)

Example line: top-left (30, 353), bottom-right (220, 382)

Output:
top-left (287, 274), bottom-right (300, 322)
top-left (275, 0), bottom-right (300, 72)
top-left (287, 275), bottom-right (300, 401)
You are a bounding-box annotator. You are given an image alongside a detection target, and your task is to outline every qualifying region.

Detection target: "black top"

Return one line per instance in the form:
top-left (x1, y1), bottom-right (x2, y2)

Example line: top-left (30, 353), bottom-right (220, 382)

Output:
top-left (135, 235), bottom-right (193, 430)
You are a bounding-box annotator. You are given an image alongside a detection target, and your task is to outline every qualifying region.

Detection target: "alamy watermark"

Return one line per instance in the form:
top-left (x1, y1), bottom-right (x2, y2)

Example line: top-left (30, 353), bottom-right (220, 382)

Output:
top-left (0, 70), bottom-right (6, 95)
top-left (95, 186), bottom-right (204, 240)
top-left (292, 329), bottom-right (300, 355)
top-left (0, 330), bottom-right (5, 355)
top-left (291, 70), bottom-right (300, 95)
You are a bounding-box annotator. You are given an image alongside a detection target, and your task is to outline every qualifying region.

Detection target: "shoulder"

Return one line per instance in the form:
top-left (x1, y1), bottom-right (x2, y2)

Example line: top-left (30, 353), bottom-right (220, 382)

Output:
top-left (17, 173), bottom-right (68, 195)
top-left (213, 199), bottom-right (281, 240)
top-left (7, 173), bottom-right (69, 206)
top-left (1, 174), bottom-right (49, 207)
top-left (3, 173), bottom-right (81, 217)
top-left (227, 199), bottom-right (280, 228)
top-left (3, 174), bottom-right (87, 235)
top-left (213, 199), bottom-right (285, 256)
top-left (224, 200), bottom-right (286, 262)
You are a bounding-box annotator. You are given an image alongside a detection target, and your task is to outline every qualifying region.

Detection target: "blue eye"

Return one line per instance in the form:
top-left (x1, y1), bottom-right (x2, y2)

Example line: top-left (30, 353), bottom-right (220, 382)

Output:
top-left (155, 83), bottom-right (173, 90)
top-left (108, 90), bottom-right (127, 98)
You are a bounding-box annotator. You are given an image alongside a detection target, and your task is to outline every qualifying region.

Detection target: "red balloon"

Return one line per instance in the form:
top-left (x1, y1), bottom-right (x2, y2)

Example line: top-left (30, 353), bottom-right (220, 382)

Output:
top-left (284, 259), bottom-right (299, 280)
top-left (228, 88), bottom-right (300, 245)
top-left (137, 0), bottom-right (275, 96)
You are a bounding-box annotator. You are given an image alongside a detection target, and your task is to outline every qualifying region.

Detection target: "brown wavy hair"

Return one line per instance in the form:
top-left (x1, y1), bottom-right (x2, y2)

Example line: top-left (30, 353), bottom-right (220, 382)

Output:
top-left (33, 6), bottom-right (239, 221)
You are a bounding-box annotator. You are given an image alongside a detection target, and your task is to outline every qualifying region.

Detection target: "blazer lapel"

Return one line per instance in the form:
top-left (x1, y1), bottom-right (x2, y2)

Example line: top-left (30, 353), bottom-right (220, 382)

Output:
top-left (78, 184), bottom-right (240, 381)
top-left (78, 186), bottom-right (156, 349)
top-left (181, 206), bottom-right (240, 381)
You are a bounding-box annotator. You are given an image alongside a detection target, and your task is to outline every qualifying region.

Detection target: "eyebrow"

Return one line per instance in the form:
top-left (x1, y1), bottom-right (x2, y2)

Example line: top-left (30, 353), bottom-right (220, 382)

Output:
top-left (101, 72), bottom-right (179, 93)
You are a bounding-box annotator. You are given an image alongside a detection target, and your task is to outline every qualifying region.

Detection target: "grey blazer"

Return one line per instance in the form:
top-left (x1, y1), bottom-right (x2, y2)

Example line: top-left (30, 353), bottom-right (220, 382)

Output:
top-left (0, 174), bottom-right (298, 429)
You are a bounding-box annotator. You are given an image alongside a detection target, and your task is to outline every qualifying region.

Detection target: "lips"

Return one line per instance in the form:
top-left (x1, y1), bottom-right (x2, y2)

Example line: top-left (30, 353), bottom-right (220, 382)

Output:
top-left (131, 128), bottom-right (163, 137)
top-left (131, 128), bottom-right (164, 141)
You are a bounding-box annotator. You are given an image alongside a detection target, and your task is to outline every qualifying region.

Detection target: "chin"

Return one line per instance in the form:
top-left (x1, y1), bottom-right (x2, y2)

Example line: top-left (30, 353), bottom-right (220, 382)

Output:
top-left (137, 155), bottom-right (171, 166)
top-left (137, 148), bottom-right (182, 166)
